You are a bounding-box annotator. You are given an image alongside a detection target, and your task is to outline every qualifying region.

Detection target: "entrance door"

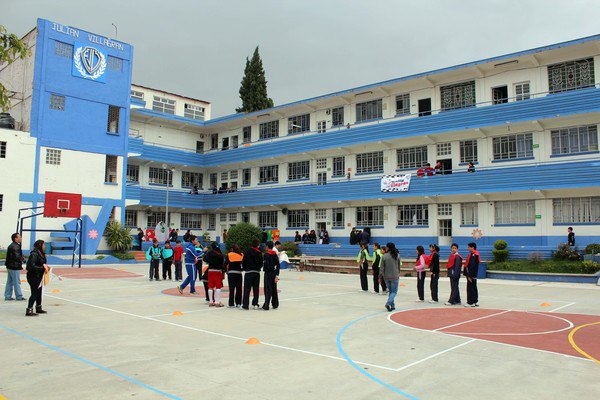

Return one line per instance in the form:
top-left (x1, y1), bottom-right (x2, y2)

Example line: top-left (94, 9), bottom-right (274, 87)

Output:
top-left (438, 219), bottom-right (452, 246)
top-left (437, 159), bottom-right (452, 175)
top-left (418, 98), bottom-right (432, 116)
top-left (317, 172), bottom-right (327, 185)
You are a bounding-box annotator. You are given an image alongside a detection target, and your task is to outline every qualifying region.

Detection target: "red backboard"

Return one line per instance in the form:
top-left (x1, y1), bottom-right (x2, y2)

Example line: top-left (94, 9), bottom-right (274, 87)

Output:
top-left (44, 191), bottom-right (82, 218)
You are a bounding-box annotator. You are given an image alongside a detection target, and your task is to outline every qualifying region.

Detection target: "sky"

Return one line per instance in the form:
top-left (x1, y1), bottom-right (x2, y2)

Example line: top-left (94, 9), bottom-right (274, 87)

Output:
top-left (4, 0), bottom-right (600, 117)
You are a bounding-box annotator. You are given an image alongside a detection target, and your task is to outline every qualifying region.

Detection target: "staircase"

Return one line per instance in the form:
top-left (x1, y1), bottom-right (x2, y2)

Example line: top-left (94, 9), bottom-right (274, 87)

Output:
top-left (130, 251), bottom-right (147, 262)
top-left (49, 230), bottom-right (76, 255)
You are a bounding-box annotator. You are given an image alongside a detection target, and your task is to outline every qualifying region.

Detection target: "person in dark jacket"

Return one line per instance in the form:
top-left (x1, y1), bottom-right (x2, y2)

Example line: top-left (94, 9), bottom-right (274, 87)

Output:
top-left (225, 244), bottom-right (244, 308)
top-left (445, 243), bottom-right (463, 305)
top-left (136, 228), bottom-right (144, 251)
top-left (464, 242), bottom-right (480, 307)
top-left (204, 242), bottom-right (225, 307)
top-left (294, 231), bottom-right (302, 242)
top-left (242, 238), bottom-right (263, 310)
top-left (169, 229), bottom-right (178, 243)
top-left (567, 227), bottom-right (575, 246)
top-left (26, 240), bottom-right (49, 316)
top-left (308, 230), bottom-right (317, 244)
top-left (357, 242), bottom-right (371, 292)
top-left (262, 241), bottom-right (280, 311)
top-left (349, 228), bottom-right (358, 245)
top-left (428, 244), bottom-right (440, 303)
top-left (261, 229), bottom-right (268, 244)
top-left (380, 242), bottom-right (402, 311)
top-left (146, 239), bottom-right (162, 281)
top-left (162, 242), bottom-right (174, 281)
top-left (359, 227), bottom-right (371, 245)
top-left (371, 243), bottom-right (386, 294)
top-left (301, 230), bottom-right (309, 244)
top-left (183, 230), bottom-right (192, 243)
top-left (5, 233), bottom-right (26, 301)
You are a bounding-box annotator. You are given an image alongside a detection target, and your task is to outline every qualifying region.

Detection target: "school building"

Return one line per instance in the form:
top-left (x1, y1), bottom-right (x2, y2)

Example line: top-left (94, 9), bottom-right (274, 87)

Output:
top-left (1, 18), bottom-right (599, 259)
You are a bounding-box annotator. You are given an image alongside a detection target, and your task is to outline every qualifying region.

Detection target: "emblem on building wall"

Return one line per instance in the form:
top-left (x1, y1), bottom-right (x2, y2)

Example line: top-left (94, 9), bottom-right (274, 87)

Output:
top-left (72, 43), bottom-right (107, 82)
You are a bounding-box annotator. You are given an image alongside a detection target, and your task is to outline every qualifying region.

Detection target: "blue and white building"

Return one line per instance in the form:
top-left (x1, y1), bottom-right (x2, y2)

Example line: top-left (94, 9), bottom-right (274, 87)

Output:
top-left (2, 18), bottom-right (599, 258)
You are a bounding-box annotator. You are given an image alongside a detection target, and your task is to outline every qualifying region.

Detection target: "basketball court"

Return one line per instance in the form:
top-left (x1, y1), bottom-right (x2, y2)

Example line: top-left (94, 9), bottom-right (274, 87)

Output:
top-left (1, 266), bottom-right (598, 399)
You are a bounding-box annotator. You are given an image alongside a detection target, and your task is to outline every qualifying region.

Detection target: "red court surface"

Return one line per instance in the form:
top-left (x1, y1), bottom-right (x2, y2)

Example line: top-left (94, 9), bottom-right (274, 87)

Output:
top-left (162, 286), bottom-right (280, 297)
top-left (51, 267), bottom-right (143, 279)
top-left (390, 308), bottom-right (600, 362)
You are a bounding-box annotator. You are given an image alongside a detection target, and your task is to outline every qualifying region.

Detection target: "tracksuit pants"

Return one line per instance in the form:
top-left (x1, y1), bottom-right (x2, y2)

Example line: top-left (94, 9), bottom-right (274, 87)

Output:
top-left (149, 259), bottom-right (160, 280)
top-left (416, 271), bottom-right (426, 301)
top-left (466, 278), bottom-right (478, 305)
top-left (359, 263), bottom-right (368, 291)
top-left (430, 273), bottom-right (439, 302)
top-left (448, 277), bottom-right (461, 304)
top-left (174, 261), bottom-right (183, 280)
top-left (242, 271), bottom-right (260, 309)
top-left (228, 272), bottom-right (243, 307)
top-left (162, 260), bottom-right (172, 280)
top-left (372, 266), bottom-right (386, 293)
top-left (262, 272), bottom-right (279, 310)
top-left (180, 263), bottom-right (196, 293)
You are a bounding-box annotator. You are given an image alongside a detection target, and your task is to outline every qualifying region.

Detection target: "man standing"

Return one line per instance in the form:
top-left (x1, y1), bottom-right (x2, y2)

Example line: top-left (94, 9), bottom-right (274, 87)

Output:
top-left (464, 242), bottom-right (480, 307)
top-left (136, 228), bottom-right (144, 251)
top-left (567, 227), bottom-right (575, 246)
top-left (242, 238), bottom-right (263, 310)
top-left (177, 235), bottom-right (203, 295)
top-left (5, 233), bottom-right (26, 301)
top-left (262, 241), bottom-right (280, 311)
top-left (222, 229), bottom-right (228, 243)
top-left (445, 243), bottom-right (462, 306)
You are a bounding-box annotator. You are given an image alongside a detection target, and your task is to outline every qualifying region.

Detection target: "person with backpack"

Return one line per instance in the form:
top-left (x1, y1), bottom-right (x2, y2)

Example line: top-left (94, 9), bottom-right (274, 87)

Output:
top-left (357, 242), bottom-right (371, 292)
top-left (428, 244), bottom-right (440, 303)
top-left (445, 243), bottom-right (463, 305)
top-left (225, 244), bottom-right (244, 308)
top-left (414, 245), bottom-right (429, 302)
top-left (381, 242), bottom-right (402, 311)
top-left (146, 239), bottom-right (162, 281)
top-left (262, 241), bottom-right (280, 310)
top-left (464, 242), bottom-right (480, 307)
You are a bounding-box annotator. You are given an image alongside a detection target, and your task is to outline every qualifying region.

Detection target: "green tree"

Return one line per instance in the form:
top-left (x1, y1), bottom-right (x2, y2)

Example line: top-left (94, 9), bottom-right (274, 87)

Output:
top-left (225, 222), bottom-right (262, 253)
top-left (236, 46), bottom-right (274, 113)
top-left (104, 220), bottom-right (133, 252)
top-left (0, 26), bottom-right (29, 112)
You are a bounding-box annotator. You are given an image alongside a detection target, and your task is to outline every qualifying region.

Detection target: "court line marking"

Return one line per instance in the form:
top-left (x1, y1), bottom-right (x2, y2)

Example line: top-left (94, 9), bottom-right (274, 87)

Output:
top-left (433, 310), bottom-right (511, 331)
top-left (444, 311), bottom-right (574, 336)
top-left (281, 291), bottom-right (358, 301)
top-left (568, 322), bottom-right (600, 364)
top-left (0, 324), bottom-right (182, 400)
top-left (43, 293), bottom-right (397, 372)
top-left (394, 339), bottom-right (476, 372)
top-left (549, 302), bottom-right (576, 312)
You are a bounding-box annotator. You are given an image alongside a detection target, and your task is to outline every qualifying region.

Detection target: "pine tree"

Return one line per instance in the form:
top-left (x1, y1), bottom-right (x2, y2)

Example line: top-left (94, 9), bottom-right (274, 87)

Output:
top-left (236, 46), bottom-right (274, 113)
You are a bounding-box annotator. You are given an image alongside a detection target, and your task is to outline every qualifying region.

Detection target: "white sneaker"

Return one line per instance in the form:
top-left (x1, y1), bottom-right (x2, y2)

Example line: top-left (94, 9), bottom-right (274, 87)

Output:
top-left (444, 302), bottom-right (454, 306)
top-left (415, 299), bottom-right (424, 303)
top-left (464, 303), bottom-right (476, 307)
top-left (428, 300), bottom-right (438, 303)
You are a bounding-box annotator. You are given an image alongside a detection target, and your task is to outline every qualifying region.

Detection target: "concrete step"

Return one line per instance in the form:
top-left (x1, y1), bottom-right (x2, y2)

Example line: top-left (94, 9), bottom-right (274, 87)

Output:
top-left (50, 231), bottom-right (73, 238)
top-left (52, 250), bottom-right (77, 255)
top-left (130, 251), bottom-right (148, 261)
top-left (48, 241), bottom-right (74, 249)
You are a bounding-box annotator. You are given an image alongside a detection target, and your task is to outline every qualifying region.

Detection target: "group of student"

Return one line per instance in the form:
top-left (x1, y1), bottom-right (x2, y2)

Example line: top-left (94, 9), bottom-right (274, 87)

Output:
top-left (174, 236), bottom-right (280, 310)
top-left (416, 161), bottom-right (476, 177)
top-left (357, 241), bottom-right (481, 310)
top-left (294, 228), bottom-right (330, 244)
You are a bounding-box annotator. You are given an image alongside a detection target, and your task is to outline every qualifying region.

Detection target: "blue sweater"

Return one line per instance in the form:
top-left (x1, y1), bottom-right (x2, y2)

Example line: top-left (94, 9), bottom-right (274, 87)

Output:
top-left (185, 243), bottom-right (203, 264)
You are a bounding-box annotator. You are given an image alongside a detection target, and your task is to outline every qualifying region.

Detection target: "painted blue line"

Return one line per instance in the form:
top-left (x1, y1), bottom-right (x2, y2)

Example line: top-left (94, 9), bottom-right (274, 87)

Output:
top-left (0, 324), bottom-right (182, 400)
top-left (336, 312), bottom-right (419, 400)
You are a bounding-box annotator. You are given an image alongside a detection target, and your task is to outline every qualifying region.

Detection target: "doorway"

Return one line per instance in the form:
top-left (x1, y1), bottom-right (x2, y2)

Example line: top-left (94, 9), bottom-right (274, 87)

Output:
top-left (492, 86), bottom-right (508, 104)
top-left (438, 219), bottom-right (452, 246)
top-left (317, 172), bottom-right (327, 185)
top-left (418, 98), bottom-right (432, 116)
top-left (437, 159), bottom-right (452, 175)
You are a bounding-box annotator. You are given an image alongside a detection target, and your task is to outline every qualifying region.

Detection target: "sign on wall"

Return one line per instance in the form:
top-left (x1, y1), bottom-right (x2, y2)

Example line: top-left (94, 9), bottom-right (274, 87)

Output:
top-left (380, 174), bottom-right (412, 192)
top-left (72, 42), bottom-right (107, 83)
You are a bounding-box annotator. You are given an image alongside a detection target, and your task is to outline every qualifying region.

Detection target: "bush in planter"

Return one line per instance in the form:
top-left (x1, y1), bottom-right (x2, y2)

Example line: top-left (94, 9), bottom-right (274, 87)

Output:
top-left (104, 220), bottom-right (133, 252)
top-left (580, 261), bottom-right (600, 274)
top-left (584, 243), bottom-right (600, 255)
top-left (553, 243), bottom-right (581, 261)
top-left (492, 240), bottom-right (509, 262)
top-left (224, 222), bottom-right (261, 253)
top-left (281, 241), bottom-right (299, 257)
top-left (527, 252), bottom-right (544, 263)
top-left (494, 240), bottom-right (508, 250)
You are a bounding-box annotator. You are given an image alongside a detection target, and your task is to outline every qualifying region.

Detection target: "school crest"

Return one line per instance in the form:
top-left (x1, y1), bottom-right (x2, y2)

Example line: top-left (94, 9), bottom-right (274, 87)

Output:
top-left (72, 43), bottom-right (107, 82)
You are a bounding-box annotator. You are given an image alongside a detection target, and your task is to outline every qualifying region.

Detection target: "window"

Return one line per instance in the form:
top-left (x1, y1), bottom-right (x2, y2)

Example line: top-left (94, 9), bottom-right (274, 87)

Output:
top-left (461, 203), bottom-right (478, 225)
top-left (495, 200), bottom-right (535, 224)
top-left (229, 213), bottom-right (237, 222)
top-left (437, 143), bottom-right (452, 156)
top-left (230, 170), bottom-right (238, 180)
top-left (180, 213), bottom-right (202, 229)
top-left (492, 86), bottom-right (508, 105)
top-left (437, 203), bottom-right (452, 216)
top-left (147, 211), bottom-right (166, 228)
top-left (125, 210), bottom-right (137, 228)
top-left (182, 171), bottom-right (203, 189)
top-left (46, 149), bottom-right (61, 165)
top-left (395, 93), bottom-right (410, 115)
top-left (331, 106), bottom-right (344, 127)
top-left (493, 133), bottom-right (533, 160)
top-left (152, 96), bottom-right (175, 114)
top-left (126, 164), bottom-right (139, 182)
top-left (288, 161), bottom-right (310, 181)
top-left (356, 99), bottom-right (383, 123)
top-left (210, 134), bottom-right (218, 150)
top-left (54, 41), bottom-right (73, 58)
top-left (259, 165), bottom-right (279, 183)
top-left (107, 106), bottom-right (120, 133)
top-left (316, 158), bottom-right (327, 169)
top-left (356, 151), bottom-right (383, 174)
top-left (514, 82), bottom-right (530, 101)
top-left (221, 137), bottom-right (230, 151)
top-left (0, 141), bottom-right (6, 158)
top-left (209, 173), bottom-right (217, 188)
top-left (242, 168), bottom-right (251, 186)
top-left (553, 197), bottom-right (600, 224)
top-left (397, 204), bottom-right (428, 226)
top-left (241, 212), bottom-right (250, 223)
top-left (332, 208), bottom-right (344, 228)
top-left (460, 140), bottom-right (478, 163)
top-left (260, 120), bottom-right (279, 140)
top-left (551, 125), bottom-right (598, 155)
top-left (107, 56), bottom-right (122, 71)
top-left (287, 210), bottom-right (309, 228)
top-left (548, 58), bottom-right (595, 94)
top-left (148, 167), bottom-right (172, 185)
top-left (221, 171), bottom-right (228, 182)
top-left (397, 146), bottom-right (427, 170)
top-left (50, 94), bottom-right (65, 111)
top-left (130, 90), bottom-right (144, 100)
top-left (220, 213), bottom-right (227, 222)
top-left (441, 81), bottom-right (476, 111)
top-left (317, 120), bottom-right (326, 133)
top-left (0, 194), bottom-right (3, 212)
top-left (288, 114), bottom-right (310, 134)
top-left (243, 126), bottom-right (252, 143)
top-left (231, 136), bottom-right (239, 149)
top-left (333, 156), bottom-right (345, 177)
top-left (258, 211), bottom-right (278, 228)
top-left (315, 209), bottom-right (327, 220)
top-left (184, 104), bottom-right (205, 120)
top-left (208, 214), bottom-right (216, 230)
top-left (357, 206), bottom-right (384, 226)
top-left (196, 141), bottom-right (204, 154)
top-left (104, 156), bottom-right (118, 183)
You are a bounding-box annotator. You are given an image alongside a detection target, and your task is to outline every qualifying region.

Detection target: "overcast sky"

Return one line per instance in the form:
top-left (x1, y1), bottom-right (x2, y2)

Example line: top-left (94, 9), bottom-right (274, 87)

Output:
top-left (5, 0), bottom-right (600, 117)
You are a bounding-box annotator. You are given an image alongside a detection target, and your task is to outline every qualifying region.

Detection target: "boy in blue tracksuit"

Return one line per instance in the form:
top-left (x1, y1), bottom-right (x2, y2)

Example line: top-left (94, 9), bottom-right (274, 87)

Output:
top-left (177, 235), bottom-right (203, 295)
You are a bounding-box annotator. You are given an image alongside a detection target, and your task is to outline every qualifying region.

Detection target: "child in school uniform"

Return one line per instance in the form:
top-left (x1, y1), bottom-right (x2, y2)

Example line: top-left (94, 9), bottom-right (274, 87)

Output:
top-left (371, 243), bottom-right (387, 294)
top-left (428, 244), bottom-right (440, 303)
top-left (357, 242), bottom-right (371, 292)
top-left (445, 243), bottom-right (463, 305)
top-left (464, 242), bottom-right (480, 307)
top-left (162, 242), bottom-right (174, 281)
top-left (414, 245), bottom-right (429, 302)
top-left (173, 240), bottom-right (184, 282)
top-left (146, 239), bottom-right (162, 281)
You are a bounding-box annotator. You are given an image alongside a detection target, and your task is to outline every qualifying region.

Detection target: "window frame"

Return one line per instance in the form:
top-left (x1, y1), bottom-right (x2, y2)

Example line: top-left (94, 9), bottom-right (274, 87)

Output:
top-left (397, 204), bottom-right (429, 226)
top-left (396, 146), bottom-right (428, 170)
top-left (492, 133), bottom-right (534, 160)
top-left (259, 165), bottom-right (279, 184)
top-left (440, 80), bottom-right (476, 111)
top-left (356, 151), bottom-right (384, 174)
top-left (287, 210), bottom-right (309, 228)
top-left (152, 95), bottom-right (176, 114)
top-left (355, 99), bottom-right (383, 123)
top-left (494, 200), bottom-right (535, 225)
top-left (288, 160), bottom-right (310, 181)
top-left (356, 206), bottom-right (384, 227)
top-left (460, 139), bottom-right (478, 163)
top-left (395, 93), bottom-right (410, 115)
top-left (259, 120), bottom-right (279, 140)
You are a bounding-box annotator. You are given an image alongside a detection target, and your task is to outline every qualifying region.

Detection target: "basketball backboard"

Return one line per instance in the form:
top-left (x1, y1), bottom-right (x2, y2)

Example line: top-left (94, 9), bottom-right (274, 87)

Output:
top-left (44, 191), bottom-right (82, 218)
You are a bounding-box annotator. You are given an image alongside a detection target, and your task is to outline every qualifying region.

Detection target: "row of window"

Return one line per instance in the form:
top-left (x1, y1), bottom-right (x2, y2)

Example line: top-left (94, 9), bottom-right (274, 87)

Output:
top-left (138, 92), bottom-right (206, 120)
top-left (55, 41), bottom-right (123, 71)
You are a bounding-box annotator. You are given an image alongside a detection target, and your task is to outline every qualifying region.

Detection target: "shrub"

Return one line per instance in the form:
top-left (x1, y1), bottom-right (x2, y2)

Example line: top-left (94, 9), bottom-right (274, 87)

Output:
top-left (104, 220), bottom-right (133, 252)
top-left (492, 249), bottom-right (510, 262)
top-left (281, 241), bottom-right (299, 257)
top-left (494, 240), bottom-right (508, 250)
top-left (224, 222), bottom-right (262, 253)
top-left (527, 252), bottom-right (544, 263)
top-left (553, 243), bottom-right (581, 261)
top-left (580, 261), bottom-right (600, 274)
top-left (201, 232), bottom-right (211, 243)
top-left (584, 243), bottom-right (600, 255)
top-left (96, 255), bottom-right (106, 260)
top-left (113, 252), bottom-right (135, 260)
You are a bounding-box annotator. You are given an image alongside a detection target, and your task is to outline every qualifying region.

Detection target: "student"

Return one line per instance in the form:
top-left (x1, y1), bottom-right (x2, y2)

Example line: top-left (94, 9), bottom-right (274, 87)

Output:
top-left (162, 241), bottom-right (174, 281)
top-left (322, 229), bottom-right (330, 244)
top-left (183, 230), bottom-right (192, 243)
top-left (146, 239), bottom-right (162, 281)
top-left (429, 244), bottom-right (440, 303)
top-left (173, 240), bottom-right (184, 281)
top-left (261, 229), bottom-right (268, 245)
top-left (301, 230), bottom-right (310, 244)
top-left (294, 231), bottom-right (301, 242)
top-left (169, 229), bottom-right (178, 243)
top-left (136, 228), bottom-right (144, 251)
top-left (318, 228), bottom-right (325, 244)
top-left (467, 162), bottom-right (476, 173)
top-left (371, 243), bottom-right (386, 294)
top-left (349, 227), bottom-right (358, 245)
top-left (359, 227), bottom-right (371, 245)
top-left (242, 238), bottom-right (263, 310)
top-left (381, 242), bottom-right (402, 311)
top-left (225, 244), bottom-right (244, 308)
top-left (445, 243), bottom-right (463, 305)
top-left (464, 242), bottom-right (480, 307)
top-left (25, 240), bottom-right (49, 316)
top-left (204, 242), bottom-right (225, 307)
top-left (434, 161), bottom-right (443, 175)
top-left (414, 245), bottom-right (429, 302)
top-left (308, 230), bottom-right (317, 244)
top-left (177, 235), bottom-right (203, 295)
top-left (222, 229), bottom-right (228, 243)
top-left (357, 242), bottom-right (371, 292)
top-left (262, 241), bottom-right (280, 310)
top-left (416, 166), bottom-right (425, 178)
top-left (425, 163), bottom-right (434, 176)
top-left (5, 233), bottom-right (26, 301)
top-left (567, 227), bottom-right (575, 246)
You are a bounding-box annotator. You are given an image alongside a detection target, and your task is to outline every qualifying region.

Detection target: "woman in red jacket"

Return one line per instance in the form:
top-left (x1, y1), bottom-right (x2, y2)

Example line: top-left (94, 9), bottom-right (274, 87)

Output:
top-left (414, 245), bottom-right (428, 302)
